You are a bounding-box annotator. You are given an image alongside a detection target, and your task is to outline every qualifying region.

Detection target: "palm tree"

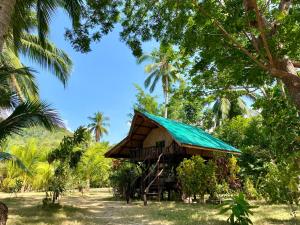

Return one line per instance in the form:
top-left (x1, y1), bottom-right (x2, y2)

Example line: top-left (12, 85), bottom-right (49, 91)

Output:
top-left (138, 45), bottom-right (181, 118)
top-left (0, 65), bottom-right (64, 224)
top-left (0, 0), bottom-right (82, 51)
top-left (1, 32), bottom-right (72, 101)
top-left (88, 112), bottom-right (109, 142)
top-left (0, 64), bottom-right (63, 154)
top-left (212, 96), bottom-right (252, 127)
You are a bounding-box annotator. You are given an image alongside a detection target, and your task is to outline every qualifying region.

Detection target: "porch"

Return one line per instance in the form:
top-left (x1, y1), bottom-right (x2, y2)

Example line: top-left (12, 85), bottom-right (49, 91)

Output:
top-left (129, 141), bottom-right (185, 161)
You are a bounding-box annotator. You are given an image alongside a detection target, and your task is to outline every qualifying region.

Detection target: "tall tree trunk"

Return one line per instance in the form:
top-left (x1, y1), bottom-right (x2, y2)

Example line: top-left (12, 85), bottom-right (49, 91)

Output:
top-left (0, 201), bottom-right (7, 225)
top-left (11, 75), bottom-right (25, 102)
top-left (86, 177), bottom-right (90, 190)
top-left (164, 77), bottom-right (169, 118)
top-left (95, 129), bottom-right (100, 142)
top-left (0, 0), bottom-right (16, 52)
top-left (273, 59), bottom-right (300, 110)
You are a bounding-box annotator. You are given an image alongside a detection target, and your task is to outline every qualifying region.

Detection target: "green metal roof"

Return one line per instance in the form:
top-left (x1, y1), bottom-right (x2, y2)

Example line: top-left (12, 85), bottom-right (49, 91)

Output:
top-left (142, 111), bottom-right (240, 153)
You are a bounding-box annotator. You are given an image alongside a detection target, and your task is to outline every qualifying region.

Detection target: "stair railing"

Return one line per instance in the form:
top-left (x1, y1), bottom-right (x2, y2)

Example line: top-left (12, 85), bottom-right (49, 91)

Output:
top-left (143, 152), bottom-right (164, 182)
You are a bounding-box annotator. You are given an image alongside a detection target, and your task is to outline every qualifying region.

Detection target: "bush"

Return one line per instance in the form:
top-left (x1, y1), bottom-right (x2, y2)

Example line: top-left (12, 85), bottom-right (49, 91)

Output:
top-left (220, 192), bottom-right (257, 225)
top-left (177, 156), bottom-right (218, 203)
top-left (244, 177), bottom-right (259, 200)
top-left (216, 180), bottom-right (230, 196)
top-left (260, 161), bottom-right (299, 205)
top-left (1, 178), bottom-right (22, 194)
top-left (109, 160), bottom-right (141, 199)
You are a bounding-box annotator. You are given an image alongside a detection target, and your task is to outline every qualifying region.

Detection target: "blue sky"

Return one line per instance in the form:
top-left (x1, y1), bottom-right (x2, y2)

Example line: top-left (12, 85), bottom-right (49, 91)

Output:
top-left (22, 10), bottom-right (161, 144)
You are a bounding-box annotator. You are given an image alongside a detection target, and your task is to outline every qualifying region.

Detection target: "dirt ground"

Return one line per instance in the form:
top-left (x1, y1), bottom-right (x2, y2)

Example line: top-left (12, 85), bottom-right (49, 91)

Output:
top-left (0, 188), bottom-right (298, 225)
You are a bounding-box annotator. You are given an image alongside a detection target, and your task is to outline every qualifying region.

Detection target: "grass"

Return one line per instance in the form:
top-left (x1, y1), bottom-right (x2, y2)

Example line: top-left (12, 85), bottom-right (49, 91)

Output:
top-left (0, 188), bottom-right (298, 225)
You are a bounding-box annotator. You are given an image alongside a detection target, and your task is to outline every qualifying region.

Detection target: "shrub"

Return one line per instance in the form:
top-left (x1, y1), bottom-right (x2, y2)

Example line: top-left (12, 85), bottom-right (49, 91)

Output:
top-left (228, 156), bottom-right (241, 190)
top-left (244, 177), bottom-right (259, 200)
top-left (177, 156), bottom-right (206, 202)
top-left (220, 192), bottom-right (257, 225)
top-left (1, 178), bottom-right (22, 194)
top-left (216, 180), bottom-right (230, 196)
top-left (109, 161), bottom-right (141, 199)
top-left (177, 156), bottom-right (219, 203)
top-left (260, 161), bottom-right (299, 206)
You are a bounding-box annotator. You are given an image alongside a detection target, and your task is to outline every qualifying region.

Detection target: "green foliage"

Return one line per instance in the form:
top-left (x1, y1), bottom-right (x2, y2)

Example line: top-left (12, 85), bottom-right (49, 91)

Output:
top-left (228, 156), bottom-right (241, 190)
top-left (177, 156), bottom-right (218, 202)
top-left (243, 178), bottom-right (259, 200)
top-left (11, 0), bottom-right (82, 51)
top-left (138, 44), bottom-right (182, 117)
top-left (260, 160), bottom-right (299, 205)
top-left (7, 126), bottom-right (71, 150)
top-left (220, 193), bottom-right (257, 225)
top-left (88, 112), bottom-right (109, 142)
top-left (168, 82), bottom-right (204, 124)
top-left (215, 88), bottom-right (300, 205)
top-left (76, 142), bottom-right (111, 188)
top-left (1, 178), bottom-right (22, 194)
top-left (47, 126), bottom-right (90, 203)
top-left (0, 100), bottom-right (63, 143)
top-left (65, 0), bottom-right (120, 52)
top-left (0, 138), bottom-right (55, 192)
top-left (109, 160), bottom-right (141, 198)
top-left (132, 84), bottom-right (163, 116)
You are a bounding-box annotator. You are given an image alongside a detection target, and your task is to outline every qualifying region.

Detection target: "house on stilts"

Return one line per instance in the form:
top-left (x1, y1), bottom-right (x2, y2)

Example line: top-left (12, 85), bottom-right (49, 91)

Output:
top-left (105, 110), bottom-right (240, 205)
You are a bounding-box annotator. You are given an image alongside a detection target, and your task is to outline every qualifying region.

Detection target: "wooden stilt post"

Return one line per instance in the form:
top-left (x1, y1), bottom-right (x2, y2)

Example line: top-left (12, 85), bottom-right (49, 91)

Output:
top-left (143, 191), bottom-right (147, 206)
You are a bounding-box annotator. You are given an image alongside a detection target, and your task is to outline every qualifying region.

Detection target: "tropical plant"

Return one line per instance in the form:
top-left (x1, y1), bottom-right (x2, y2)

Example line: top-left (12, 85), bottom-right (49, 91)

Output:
top-left (260, 161), bottom-right (300, 206)
top-left (0, 100), bottom-right (63, 142)
top-left (1, 31), bottom-right (73, 100)
top-left (88, 112), bottom-right (109, 142)
top-left (105, 0), bottom-right (300, 111)
top-left (177, 156), bottom-right (215, 203)
top-left (132, 84), bottom-right (163, 116)
top-left (138, 44), bottom-right (181, 118)
top-left (76, 142), bottom-right (111, 189)
top-left (220, 192), bottom-right (256, 225)
top-left (167, 82), bottom-right (204, 124)
top-left (244, 177), bottom-right (259, 200)
top-left (47, 126), bottom-right (90, 204)
top-left (0, 0), bottom-right (82, 52)
top-left (109, 160), bottom-right (141, 199)
top-left (0, 152), bottom-right (28, 174)
top-left (212, 97), bottom-right (251, 127)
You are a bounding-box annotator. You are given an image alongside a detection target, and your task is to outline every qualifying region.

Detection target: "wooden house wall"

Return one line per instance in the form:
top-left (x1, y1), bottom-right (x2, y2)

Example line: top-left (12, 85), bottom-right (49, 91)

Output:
top-left (143, 127), bottom-right (173, 148)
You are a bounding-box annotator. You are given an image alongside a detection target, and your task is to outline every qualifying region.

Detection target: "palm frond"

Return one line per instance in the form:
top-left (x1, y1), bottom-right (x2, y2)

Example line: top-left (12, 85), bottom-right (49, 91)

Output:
top-left (150, 73), bottom-right (160, 93)
top-left (2, 49), bottom-right (39, 101)
top-left (144, 71), bottom-right (157, 90)
top-left (0, 101), bottom-right (64, 142)
top-left (220, 97), bottom-right (231, 120)
top-left (36, 0), bottom-right (58, 45)
top-left (237, 98), bottom-right (252, 116)
top-left (18, 33), bottom-right (72, 86)
top-left (137, 54), bottom-right (153, 64)
top-left (0, 64), bottom-right (35, 84)
top-left (0, 152), bottom-right (29, 173)
top-left (59, 0), bottom-right (83, 27)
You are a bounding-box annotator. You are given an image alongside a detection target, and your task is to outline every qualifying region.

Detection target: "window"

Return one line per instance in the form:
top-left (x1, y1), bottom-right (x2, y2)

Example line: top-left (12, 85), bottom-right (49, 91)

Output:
top-left (156, 140), bottom-right (165, 148)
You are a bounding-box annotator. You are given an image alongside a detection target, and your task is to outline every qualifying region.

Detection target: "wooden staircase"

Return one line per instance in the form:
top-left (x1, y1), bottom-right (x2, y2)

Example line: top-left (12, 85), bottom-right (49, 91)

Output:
top-left (128, 142), bottom-right (178, 205)
top-left (142, 153), bottom-right (164, 205)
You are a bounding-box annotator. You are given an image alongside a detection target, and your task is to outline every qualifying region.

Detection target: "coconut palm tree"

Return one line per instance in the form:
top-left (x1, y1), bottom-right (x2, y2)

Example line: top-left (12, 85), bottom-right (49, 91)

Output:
top-left (0, 64), bottom-right (63, 153)
top-left (212, 96), bottom-right (252, 127)
top-left (88, 112), bottom-right (109, 142)
top-left (0, 0), bottom-right (82, 52)
top-left (1, 31), bottom-right (72, 101)
top-left (138, 45), bottom-right (181, 118)
top-left (0, 64), bottom-right (64, 224)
